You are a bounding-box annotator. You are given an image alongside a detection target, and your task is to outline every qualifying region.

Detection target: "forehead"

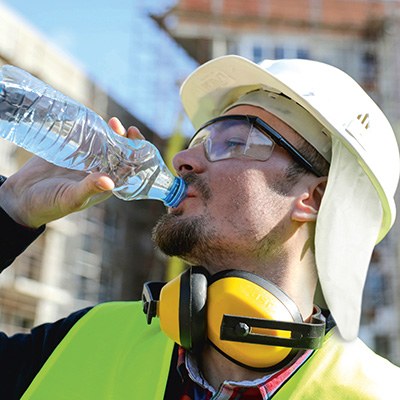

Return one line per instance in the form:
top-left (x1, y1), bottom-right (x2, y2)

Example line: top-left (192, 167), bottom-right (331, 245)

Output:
top-left (223, 104), bottom-right (302, 144)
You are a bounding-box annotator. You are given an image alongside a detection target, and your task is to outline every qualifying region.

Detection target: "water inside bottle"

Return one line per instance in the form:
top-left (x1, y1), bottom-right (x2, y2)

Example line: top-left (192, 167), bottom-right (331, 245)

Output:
top-left (0, 81), bottom-right (186, 206)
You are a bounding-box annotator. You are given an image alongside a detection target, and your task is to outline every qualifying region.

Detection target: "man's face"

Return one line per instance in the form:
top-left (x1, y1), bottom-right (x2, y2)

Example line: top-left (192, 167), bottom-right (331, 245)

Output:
top-left (152, 105), bottom-right (308, 273)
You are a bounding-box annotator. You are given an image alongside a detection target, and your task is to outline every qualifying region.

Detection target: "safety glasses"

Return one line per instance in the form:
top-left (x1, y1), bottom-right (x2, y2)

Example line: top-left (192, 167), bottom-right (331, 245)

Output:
top-left (188, 115), bottom-right (322, 177)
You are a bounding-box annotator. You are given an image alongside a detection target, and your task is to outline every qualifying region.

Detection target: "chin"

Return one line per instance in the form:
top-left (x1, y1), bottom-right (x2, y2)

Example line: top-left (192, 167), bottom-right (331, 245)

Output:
top-left (152, 213), bottom-right (207, 258)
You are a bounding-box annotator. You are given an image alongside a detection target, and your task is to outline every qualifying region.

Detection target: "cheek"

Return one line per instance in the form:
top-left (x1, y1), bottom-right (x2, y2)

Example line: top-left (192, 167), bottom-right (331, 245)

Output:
top-left (209, 168), bottom-right (285, 227)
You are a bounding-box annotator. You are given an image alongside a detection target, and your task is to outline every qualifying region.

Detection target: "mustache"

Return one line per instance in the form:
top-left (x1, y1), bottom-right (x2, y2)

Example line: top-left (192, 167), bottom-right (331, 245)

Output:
top-left (182, 173), bottom-right (212, 201)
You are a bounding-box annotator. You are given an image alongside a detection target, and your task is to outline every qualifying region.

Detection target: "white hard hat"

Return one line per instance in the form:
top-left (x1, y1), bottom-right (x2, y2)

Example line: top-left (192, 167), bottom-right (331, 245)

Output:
top-left (180, 55), bottom-right (400, 340)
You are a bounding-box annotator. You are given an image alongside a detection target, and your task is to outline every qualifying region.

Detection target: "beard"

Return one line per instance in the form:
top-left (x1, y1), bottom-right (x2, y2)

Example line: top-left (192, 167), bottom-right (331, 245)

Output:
top-left (152, 213), bottom-right (207, 259)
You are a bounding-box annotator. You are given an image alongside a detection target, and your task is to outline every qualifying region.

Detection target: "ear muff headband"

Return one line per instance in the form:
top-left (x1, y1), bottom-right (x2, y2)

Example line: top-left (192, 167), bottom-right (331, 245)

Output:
top-left (209, 269), bottom-right (303, 320)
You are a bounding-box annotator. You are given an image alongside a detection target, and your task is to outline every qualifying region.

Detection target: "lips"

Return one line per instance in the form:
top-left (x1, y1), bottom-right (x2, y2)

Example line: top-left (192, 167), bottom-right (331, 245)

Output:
top-left (185, 188), bottom-right (197, 198)
top-left (168, 187), bottom-right (197, 214)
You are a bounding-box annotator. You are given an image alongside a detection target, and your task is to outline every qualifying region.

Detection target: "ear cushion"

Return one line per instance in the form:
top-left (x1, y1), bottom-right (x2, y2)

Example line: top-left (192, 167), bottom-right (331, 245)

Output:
top-left (158, 266), bottom-right (209, 351)
top-left (179, 266), bottom-right (209, 351)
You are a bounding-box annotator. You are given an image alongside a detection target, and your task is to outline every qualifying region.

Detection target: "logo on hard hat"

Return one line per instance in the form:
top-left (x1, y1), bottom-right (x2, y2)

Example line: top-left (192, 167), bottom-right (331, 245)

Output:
top-left (344, 113), bottom-right (370, 150)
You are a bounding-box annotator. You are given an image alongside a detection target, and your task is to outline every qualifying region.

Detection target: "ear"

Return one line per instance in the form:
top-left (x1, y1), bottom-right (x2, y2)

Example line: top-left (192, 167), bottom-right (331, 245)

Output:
top-left (291, 178), bottom-right (327, 222)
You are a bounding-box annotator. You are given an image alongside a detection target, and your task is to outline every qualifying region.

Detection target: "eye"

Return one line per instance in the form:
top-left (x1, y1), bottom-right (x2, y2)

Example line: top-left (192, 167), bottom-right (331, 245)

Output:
top-left (225, 137), bottom-right (246, 148)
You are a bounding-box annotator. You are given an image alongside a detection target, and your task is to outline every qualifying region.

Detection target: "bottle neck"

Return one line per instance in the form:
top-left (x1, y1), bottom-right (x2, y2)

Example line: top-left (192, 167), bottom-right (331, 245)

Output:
top-left (163, 177), bottom-right (187, 207)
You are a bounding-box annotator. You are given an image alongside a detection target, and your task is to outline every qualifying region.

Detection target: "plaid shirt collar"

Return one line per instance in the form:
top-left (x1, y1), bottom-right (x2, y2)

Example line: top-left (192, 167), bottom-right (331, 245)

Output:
top-left (176, 346), bottom-right (314, 400)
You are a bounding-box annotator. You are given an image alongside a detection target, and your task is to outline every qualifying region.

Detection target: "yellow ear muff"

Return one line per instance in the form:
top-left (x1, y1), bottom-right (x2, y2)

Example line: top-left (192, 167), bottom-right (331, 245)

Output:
top-left (207, 270), bottom-right (302, 370)
top-left (142, 267), bottom-right (325, 372)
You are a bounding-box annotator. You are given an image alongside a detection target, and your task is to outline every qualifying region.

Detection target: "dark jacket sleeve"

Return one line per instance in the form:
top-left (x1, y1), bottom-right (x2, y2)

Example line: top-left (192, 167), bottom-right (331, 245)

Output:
top-left (0, 307), bottom-right (92, 400)
top-left (0, 175), bottom-right (83, 399)
top-left (0, 176), bottom-right (45, 271)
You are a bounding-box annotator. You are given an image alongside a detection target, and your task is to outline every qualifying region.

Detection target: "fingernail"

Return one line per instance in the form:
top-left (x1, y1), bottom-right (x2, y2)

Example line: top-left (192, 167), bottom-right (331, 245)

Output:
top-left (96, 177), bottom-right (114, 191)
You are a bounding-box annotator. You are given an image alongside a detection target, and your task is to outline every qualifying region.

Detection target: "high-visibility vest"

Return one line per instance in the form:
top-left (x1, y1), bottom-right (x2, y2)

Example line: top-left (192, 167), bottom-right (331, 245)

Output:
top-left (22, 302), bottom-right (174, 399)
top-left (22, 301), bottom-right (400, 399)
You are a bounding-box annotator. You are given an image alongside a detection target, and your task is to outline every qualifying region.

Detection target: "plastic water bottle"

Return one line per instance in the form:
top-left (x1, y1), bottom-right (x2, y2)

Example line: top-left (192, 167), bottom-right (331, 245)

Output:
top-left (0, 65), bottom-right (186, 207)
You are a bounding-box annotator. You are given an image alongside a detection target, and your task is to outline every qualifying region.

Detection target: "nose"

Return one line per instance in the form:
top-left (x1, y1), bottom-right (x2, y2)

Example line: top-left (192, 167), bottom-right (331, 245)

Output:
top-left (172, 144), bottom-right (206, 175)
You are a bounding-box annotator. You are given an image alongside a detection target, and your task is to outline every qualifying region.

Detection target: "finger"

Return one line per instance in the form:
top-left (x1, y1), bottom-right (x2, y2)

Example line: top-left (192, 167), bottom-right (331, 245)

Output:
top-left (71, 173), bottom-right (114, 208)
top-left (127, 126), bottom-right (145, 140)
top-left (108, 117), bottom-right (127, 136)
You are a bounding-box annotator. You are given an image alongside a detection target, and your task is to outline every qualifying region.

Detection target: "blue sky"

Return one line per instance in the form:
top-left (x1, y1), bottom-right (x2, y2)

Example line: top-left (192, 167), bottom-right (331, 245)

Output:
top-left (0, 0), bottom-right (197, 136)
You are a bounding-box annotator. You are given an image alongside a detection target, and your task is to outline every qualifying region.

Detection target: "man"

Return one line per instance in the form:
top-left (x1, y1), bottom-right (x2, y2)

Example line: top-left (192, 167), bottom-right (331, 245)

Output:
top-left (0, 55), bottom-right (399, 399)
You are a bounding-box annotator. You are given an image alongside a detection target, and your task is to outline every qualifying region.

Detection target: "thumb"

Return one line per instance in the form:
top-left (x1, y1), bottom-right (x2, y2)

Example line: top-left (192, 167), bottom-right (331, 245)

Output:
top-left (67, 173), bottom-right (115, 211)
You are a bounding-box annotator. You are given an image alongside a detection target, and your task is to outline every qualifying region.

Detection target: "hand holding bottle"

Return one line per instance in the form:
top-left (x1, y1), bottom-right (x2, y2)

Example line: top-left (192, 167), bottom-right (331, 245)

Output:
top-left (0, 65), bottom-right (186, 208)
top-left (0, 118), bottom-right (141, 228)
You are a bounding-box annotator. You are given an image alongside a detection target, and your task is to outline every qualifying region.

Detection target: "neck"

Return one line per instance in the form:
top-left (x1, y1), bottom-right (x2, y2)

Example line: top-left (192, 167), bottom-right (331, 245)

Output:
top-left (199, 344), bottom-right (268, 389)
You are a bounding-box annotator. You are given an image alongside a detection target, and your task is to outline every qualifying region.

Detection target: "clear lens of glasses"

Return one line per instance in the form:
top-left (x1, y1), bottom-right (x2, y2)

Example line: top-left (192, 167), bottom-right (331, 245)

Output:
top-left (190, 119), bottom-right (275, 162)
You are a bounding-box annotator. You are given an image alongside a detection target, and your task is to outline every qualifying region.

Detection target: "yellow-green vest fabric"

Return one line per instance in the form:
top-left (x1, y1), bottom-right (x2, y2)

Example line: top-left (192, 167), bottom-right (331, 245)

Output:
top-left (22, 301), bottom-right (400, 399)
top-left (21, 302), bottom-right (174, 400)
top-left (274, 328), bottom-right (400, 399)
